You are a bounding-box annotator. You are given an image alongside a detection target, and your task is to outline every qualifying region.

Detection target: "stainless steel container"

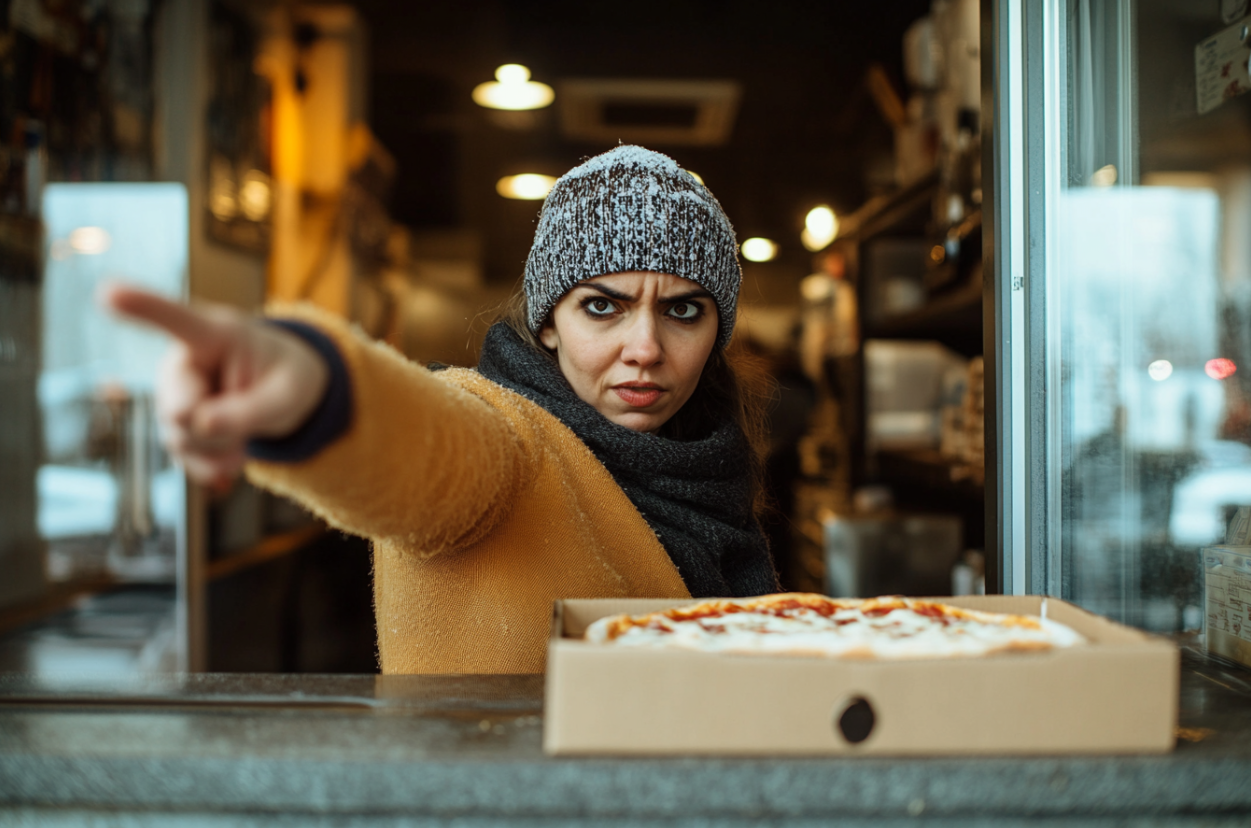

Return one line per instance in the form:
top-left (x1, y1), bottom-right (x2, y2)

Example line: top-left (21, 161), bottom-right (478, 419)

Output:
top-left (823, 513), bottom-right (963, 598)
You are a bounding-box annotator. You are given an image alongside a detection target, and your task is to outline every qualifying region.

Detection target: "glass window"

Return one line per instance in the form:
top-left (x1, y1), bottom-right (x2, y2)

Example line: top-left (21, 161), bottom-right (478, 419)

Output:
top-left (1039, 1), bottom-right (1251, 631)
top-left (0, 183), bottom-right (189, 677)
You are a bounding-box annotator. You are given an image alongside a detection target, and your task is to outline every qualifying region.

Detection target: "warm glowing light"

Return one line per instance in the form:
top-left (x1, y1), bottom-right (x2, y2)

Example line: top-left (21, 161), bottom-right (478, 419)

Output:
top-left (472, 64), bottom-right (554, 111)
top-left (741, 237), bottom-right (778, 262)
top-left (208, 157), bottom-right (238, 221)
top-left (496, 173), bottom-right (557, 200)
top-left (801, 205), bottom-right (838, 251)
top-left (687, 170), bottom-right (704, 185)
top-left (238, 170), bottom-right (272, 221)
top-left (1206, 358), bottom-right (1237, 380)
top-left (1148, 359), bottom-right (1173, 381)
top-left (68, 226), bottom-right (111, 255)
top-left (1091, 164), bottom-right (1118, 187)
top-left (800, 273), bottom-right (834, 302)
top-left (495, 64), bottom-right (530, 84)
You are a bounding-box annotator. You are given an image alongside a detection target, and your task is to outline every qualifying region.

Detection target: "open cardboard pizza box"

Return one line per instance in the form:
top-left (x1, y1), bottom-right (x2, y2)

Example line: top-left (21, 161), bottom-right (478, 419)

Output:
top-left (543, 595), bottom-right (1178, 756)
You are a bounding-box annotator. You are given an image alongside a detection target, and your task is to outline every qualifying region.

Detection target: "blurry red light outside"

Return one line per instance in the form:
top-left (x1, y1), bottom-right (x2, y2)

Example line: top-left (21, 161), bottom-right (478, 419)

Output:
top-left (1205, 358), bottom-right (1237, 380)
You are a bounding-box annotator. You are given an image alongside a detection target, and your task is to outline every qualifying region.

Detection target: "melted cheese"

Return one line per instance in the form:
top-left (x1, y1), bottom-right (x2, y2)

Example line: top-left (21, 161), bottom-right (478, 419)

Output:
top-left (583, 602), bottom-right (1086, 660)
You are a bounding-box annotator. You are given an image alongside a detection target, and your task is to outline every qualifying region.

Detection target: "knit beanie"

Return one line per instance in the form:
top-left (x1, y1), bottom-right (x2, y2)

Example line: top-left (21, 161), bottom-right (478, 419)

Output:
top-left (524, 145), bottom-right (742, 348)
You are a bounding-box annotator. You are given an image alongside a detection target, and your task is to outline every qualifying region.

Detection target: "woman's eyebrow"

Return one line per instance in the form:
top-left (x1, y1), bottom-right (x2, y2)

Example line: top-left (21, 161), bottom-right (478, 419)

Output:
top-left (578, 284), bottom-right (635, 301)
top-left (576, 284), bottom-right (712, 303)
top-left (659, 289), bottom-right (713, 303)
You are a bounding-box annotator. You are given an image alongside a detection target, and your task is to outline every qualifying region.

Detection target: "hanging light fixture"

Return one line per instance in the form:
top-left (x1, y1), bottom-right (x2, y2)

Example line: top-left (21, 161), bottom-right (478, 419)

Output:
top-left (472, 64), bottom-right (554, 111)
top-left (497, 173), bottom-right (557, 200)
top-left (741, 237), bottom-right (778, 262)
top-left (801, 205), bottom-right (838, 251)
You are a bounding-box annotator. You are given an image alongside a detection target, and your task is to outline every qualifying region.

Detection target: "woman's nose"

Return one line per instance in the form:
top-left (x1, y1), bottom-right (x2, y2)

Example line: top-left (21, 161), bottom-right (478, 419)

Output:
top-left (620, 312), bottom-right (663, 366)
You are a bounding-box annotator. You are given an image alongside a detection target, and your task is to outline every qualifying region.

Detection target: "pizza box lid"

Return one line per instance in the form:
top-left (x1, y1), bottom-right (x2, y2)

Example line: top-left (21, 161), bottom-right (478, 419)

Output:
top-left (543, 595), bottom-right (1178, 756)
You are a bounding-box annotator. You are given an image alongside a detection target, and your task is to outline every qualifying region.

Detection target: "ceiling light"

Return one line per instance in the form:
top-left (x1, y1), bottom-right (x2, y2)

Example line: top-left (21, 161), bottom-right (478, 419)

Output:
top-left (68, 226), bottom-right (111, 255)
top-left (802, 205), bottom-right (838, 251)
top-left (472, 64), bottom-right (554, 111)
top-left (741, 237), bottom-right (778, 262)
top-left (497, 173), bottom-right (557, 200)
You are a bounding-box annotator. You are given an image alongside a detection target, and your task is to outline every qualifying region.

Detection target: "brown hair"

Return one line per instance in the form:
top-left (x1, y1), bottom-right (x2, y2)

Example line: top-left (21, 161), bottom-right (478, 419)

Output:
top-left (496, 290), bottom-right (775, 519)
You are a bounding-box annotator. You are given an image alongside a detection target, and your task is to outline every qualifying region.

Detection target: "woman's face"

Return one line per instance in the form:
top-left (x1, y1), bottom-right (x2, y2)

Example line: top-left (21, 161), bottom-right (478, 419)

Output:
top-left (540, 271), bottom-right (719, 433)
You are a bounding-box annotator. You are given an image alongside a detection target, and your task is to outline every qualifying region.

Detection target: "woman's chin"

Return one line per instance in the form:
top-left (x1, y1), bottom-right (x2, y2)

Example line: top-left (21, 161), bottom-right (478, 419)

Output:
top-left (608, 409), bottom-right (668, 434)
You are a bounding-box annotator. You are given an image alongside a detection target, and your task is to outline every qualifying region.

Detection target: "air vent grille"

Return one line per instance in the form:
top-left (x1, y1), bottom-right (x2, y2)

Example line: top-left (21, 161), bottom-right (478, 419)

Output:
top-left (558, 79), bottom-right (740, 147)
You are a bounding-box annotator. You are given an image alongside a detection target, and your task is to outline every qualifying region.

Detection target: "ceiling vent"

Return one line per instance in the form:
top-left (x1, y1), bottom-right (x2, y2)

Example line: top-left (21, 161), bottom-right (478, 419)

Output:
top-left (557, 79), bottom-right (741, 147)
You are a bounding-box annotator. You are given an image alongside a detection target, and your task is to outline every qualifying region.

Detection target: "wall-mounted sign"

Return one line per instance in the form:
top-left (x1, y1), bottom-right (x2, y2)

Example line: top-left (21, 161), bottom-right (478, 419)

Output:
top-left (1196, 15), bottom-right (1251, 115)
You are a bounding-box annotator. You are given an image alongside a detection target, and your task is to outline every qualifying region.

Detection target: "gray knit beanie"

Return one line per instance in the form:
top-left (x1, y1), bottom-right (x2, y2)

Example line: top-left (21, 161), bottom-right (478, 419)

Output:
top-left (524, 145), bottom-right (742, 348)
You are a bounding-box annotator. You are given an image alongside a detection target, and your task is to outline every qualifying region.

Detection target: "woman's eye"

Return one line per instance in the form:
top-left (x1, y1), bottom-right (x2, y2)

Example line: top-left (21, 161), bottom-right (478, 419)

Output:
top-left (585, 298), bottom-right (615, 316)
top-left (667, 302), bottom-right (702, 321)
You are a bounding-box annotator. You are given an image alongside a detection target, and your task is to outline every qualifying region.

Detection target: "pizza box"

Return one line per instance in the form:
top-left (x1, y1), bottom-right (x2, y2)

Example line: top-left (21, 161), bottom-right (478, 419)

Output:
top-left (543, 595), bottom-right (1178, 756)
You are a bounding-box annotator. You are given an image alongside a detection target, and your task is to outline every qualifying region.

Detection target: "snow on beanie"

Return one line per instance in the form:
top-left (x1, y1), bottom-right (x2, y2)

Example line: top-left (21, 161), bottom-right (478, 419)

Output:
top-left (524, 145), bottom-right (742, 348)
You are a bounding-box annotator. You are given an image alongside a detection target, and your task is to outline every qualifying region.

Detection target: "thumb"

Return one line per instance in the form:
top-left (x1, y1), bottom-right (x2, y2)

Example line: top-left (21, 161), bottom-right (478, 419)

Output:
top-left (191, 371), bottom-right (306, 442)
top-left (191, 391), bottom-right (267, 443)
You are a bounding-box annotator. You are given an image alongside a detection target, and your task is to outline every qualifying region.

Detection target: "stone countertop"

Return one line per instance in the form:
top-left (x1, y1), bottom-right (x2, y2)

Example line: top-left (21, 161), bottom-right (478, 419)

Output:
top-left (1, 650), bottom-right (1251, 827)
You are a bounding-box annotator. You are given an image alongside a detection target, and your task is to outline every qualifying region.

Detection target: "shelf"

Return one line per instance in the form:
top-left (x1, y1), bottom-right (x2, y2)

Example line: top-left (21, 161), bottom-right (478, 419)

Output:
top-left (0, 576), bottom-right (118, 638)
top-left (0, 524), bottom-right (327, 636)
top-left (206, 523), bottom-right (327, 582)
top-left (838, 171), bottom-right (939, 242)
top-left (865, 278), bottom-right (982, 345)
top-left (874, 448), bottom-right (984, 501)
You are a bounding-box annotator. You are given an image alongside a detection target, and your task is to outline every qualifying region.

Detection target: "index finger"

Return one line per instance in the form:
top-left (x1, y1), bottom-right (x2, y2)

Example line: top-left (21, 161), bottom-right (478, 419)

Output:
top-left (99, 282), bottom-right (221, 352)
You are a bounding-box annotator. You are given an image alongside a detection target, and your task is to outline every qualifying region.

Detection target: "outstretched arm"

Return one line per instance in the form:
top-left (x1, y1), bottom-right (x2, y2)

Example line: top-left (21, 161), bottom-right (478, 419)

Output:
top-left (102, 286), bottom-right (523, 549)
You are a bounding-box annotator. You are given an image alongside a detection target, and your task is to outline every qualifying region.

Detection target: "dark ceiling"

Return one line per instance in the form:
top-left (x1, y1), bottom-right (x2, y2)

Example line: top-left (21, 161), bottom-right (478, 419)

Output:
top-left (354, 0), bottom-right (932, 295)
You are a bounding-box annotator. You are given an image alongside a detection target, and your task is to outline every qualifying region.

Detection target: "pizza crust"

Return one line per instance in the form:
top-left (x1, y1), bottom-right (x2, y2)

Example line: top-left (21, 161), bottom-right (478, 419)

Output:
top-left (582, 593), bottom-right (1086, 660)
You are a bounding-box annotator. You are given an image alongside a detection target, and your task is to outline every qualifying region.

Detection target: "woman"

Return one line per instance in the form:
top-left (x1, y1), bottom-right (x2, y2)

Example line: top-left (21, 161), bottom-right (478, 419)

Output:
top-left (106, 145), bottom-right (779, 673)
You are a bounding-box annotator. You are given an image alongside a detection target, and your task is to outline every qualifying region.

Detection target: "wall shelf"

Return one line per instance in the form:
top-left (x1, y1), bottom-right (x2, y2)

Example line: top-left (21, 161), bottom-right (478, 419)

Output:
top-left (838, 171), bottom-right (939, 242)
top-left (206, 523), bottom-right (327, 582)
top-left (875, 447), bottom-right (985, 501)
top-left (864, 279), bottom-right (983, 353)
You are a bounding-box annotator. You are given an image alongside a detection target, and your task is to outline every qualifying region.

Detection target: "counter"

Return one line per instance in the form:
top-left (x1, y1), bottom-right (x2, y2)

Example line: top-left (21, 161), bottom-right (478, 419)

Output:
top-left (2, 646), bottom-right (1250, 826)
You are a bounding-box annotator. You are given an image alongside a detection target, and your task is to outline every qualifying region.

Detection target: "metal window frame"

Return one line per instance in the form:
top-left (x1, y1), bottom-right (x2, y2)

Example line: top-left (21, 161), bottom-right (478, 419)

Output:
top-left (983, 0), bottom-right (1062, 595)
top-left (983, 0), bottom-right (1029, 595)
top-left (985, 0), bottom-right (1137, 596)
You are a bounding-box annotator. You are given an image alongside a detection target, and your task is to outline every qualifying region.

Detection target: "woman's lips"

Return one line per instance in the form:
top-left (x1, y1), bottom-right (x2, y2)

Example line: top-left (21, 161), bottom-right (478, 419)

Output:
top-left (613, 384), bottom-right (663, 407)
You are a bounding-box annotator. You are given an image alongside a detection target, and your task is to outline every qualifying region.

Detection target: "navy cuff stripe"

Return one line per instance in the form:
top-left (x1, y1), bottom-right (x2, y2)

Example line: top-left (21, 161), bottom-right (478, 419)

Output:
top-left (246, 319), bottom-right (353, 463)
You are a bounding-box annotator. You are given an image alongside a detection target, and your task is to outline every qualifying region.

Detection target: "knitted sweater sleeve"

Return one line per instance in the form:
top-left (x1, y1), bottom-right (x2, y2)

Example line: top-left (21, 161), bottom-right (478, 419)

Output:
top-left (244, 304), bottom-right (524, 555)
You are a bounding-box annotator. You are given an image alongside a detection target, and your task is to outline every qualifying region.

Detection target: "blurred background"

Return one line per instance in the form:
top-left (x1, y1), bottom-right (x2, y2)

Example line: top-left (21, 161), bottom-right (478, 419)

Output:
top-left (1, 0), bottom-right (1247, 680)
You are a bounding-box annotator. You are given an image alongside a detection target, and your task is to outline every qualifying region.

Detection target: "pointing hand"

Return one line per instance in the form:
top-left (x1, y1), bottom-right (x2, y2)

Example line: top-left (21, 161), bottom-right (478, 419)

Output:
top-left (99, 284), bottom-right (329, 487)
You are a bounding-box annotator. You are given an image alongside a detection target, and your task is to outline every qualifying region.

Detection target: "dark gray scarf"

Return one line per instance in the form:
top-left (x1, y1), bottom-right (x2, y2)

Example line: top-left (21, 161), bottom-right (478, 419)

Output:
top-left (476, 322), bottom-right (778, 599)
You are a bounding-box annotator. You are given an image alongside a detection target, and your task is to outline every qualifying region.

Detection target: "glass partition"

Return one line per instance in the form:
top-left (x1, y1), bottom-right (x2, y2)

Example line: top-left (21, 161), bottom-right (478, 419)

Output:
top-left (1012, 0), bottom-right (1251, 632)
top-left (0, 183), bottom-right (189, 676)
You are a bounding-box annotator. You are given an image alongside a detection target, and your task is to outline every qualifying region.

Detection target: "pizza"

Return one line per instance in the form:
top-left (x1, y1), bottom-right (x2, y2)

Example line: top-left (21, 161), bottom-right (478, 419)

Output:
top-left (583, 593), bottom-right (1085, 660)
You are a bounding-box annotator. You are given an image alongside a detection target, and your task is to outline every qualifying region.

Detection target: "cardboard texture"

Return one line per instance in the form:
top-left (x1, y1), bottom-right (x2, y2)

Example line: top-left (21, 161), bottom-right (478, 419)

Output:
top-left (1204, 545), bottom-right (1251, 669)
top-left (544, 595), bottom-right (1178, 756)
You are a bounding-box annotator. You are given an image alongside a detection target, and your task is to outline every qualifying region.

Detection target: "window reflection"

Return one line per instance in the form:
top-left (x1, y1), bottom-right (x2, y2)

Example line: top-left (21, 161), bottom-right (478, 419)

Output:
top-left (1057, 0), bottom-right (1251, 633)
top-left (1061, 186), bottom-right (1225, 630)
top-left (0, 183), bottom-right (187, 677)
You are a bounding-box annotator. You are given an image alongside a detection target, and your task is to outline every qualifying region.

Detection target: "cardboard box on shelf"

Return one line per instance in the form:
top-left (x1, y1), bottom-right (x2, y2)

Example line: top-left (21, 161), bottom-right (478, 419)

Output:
top-left (544, 595), bottom-right (1177, 757)
top-left (1203, 545), bottom-right (1251, 669)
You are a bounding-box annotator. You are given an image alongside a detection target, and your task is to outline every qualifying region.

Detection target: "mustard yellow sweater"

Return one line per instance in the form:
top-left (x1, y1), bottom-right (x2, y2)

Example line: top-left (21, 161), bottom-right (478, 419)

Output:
top-left (246, 308), bottom-right (690, 674)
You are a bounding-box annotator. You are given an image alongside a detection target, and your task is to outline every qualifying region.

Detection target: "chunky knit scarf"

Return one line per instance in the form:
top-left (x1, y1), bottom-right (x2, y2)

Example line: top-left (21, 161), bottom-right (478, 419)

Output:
top-left (476, 322), bottom-right (779, 599)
